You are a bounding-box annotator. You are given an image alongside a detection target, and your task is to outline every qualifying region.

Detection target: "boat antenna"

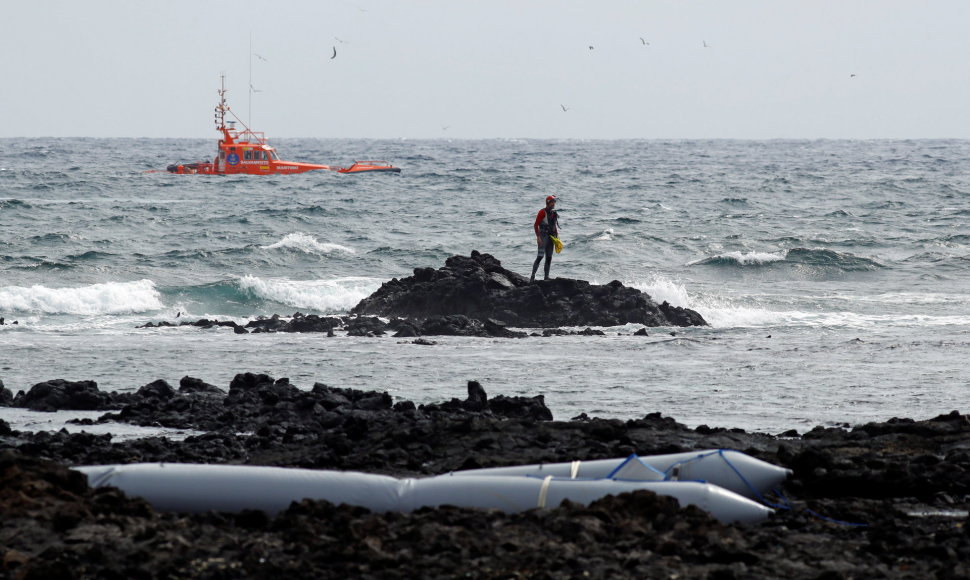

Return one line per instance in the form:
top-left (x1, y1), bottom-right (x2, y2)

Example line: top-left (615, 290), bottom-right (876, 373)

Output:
top-left (248, 33), bottom-right (253, 129)
top-left (216, 74), bottom-right (228, 133)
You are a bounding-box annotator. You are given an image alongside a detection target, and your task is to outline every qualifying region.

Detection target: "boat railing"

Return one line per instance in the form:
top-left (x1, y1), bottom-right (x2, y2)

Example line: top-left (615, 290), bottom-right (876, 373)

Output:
top-left (227, 129), bottom-right (268, 145)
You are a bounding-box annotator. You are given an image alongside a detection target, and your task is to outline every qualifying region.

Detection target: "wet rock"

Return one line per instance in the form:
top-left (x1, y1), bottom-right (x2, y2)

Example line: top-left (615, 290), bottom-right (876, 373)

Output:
top-left (136, 379), bottom-right (176, 400)
top-left (0, 382), bottom-right (13, 406)
top-left (351, 251), bottom-right (707, 328)
top-left (11, 379), bottom-right (122, 412)
top-left (345, 316), bottom-right (388, 337)
top-left (178, 376), bottom-right (224, 395)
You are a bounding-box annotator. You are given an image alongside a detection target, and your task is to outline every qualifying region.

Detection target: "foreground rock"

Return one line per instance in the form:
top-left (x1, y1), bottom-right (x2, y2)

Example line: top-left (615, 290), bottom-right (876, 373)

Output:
top-left (3, 375), bottom-right (970, 579)
top-left (351, 251), bottom-right (707, 328)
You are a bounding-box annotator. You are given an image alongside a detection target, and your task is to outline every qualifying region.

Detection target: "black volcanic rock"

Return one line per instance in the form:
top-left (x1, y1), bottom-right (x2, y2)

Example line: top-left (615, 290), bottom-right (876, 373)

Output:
top-left (0, 382), bottom-right (12, 406)
top-left (351, 251), bottom-right (707, 328)
top-left (6, 369), bottom-right (970, 579)
top-left (10, 379), bottom-right (128, 412)
top-left (4, 378), bottom-right (970, 579)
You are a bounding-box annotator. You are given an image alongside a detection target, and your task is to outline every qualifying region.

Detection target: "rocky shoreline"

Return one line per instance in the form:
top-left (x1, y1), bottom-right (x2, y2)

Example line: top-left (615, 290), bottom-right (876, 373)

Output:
top-left (2, 375), bottom-right (970, 579)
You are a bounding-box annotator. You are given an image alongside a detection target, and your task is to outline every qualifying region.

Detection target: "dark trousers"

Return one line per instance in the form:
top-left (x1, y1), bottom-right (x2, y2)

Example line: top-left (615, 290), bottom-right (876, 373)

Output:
top-left (531, 237), bottom-right (553, 280)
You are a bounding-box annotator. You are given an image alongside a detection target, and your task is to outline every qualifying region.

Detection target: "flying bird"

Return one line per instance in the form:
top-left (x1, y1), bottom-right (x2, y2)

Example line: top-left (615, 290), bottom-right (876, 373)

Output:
top-left (640, 37), bottom-right (649, 45)
top-left (335, 37), bottom-right (348, 44)
top-left (331, 46), bottom-right (337, 59)
top-left (850, 73), bottom-right (857, 78)
top-left (560, 104), bottom-right (569, 112)
top-left (703, 41), bottom-right (710, 48)
top-left (253, 53), bottom-right (268, 62)
top-left (588, 45), bottom-right (594, 50)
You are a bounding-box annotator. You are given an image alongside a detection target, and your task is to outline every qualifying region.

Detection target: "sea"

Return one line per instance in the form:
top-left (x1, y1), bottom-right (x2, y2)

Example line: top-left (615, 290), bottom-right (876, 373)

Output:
top-left (1, 138), bottom-right (968, 438)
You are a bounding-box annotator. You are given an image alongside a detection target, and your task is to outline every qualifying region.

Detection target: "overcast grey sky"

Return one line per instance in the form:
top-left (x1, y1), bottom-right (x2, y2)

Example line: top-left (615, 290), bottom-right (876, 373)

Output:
top-left (2, 1), bottom-right (968, 139)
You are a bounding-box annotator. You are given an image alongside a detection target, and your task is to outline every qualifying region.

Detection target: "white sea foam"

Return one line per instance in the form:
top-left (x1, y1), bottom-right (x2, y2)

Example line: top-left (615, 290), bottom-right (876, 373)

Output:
top-left (0, 280), bottom-right (162, 315)
top-left (687, 251), bottom-right (786, 266)
top-left (692, 300), bottom-right (800, 328)
top-left (238, 275), bottom-right (379, 313)
top-left (260, 232), bottom-right (355, 255)
top-left (629, 275), bottom-right (693, 307)
top-left (628, 276), bottom-right (792, 328)
top-left (593, 228), bottom-right (614, 241)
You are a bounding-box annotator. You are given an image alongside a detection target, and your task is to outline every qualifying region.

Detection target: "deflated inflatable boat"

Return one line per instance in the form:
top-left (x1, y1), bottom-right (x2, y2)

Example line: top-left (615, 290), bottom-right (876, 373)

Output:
top-left (75, 449), bottom-right (789, 524)
top-left (453, 449), bottom-right (792, 501)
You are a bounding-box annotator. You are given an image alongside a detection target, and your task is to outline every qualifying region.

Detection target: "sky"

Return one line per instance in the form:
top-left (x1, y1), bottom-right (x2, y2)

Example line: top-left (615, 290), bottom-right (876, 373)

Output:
top-left (2, 0), bottom-right (968, 139)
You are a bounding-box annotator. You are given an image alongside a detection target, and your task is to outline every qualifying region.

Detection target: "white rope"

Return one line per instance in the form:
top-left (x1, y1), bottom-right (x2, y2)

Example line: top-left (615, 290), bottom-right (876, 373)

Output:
top-left (537, 475), bottom-right (554, 508)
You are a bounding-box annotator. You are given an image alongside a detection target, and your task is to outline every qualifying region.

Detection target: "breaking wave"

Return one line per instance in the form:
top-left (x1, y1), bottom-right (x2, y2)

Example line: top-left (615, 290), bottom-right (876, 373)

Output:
top-left (0, 280), bottom-right (162, 315)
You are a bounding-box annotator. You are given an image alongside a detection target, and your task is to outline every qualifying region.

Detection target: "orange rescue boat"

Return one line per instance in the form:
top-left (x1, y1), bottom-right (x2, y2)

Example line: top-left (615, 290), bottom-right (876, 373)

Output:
top-left (166, 77), bottom-right (400, 176)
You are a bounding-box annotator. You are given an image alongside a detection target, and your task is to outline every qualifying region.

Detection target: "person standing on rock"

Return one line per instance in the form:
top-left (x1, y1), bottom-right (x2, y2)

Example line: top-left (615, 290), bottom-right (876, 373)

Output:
top-left (531, 195), bottom-right (560, 282)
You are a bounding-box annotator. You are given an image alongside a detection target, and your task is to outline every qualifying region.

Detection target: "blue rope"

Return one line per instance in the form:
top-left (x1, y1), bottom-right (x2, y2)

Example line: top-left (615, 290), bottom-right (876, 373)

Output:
top-left (662, 449), bottom-right (869, 527)
top-left (773, 487), bottom-right (869, 527)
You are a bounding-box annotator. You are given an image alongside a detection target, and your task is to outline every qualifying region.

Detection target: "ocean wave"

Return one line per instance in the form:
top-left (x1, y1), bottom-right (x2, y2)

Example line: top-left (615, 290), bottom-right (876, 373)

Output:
top-left (688, 251), bottom-right (786, 267)
top-left (942, 234), bottom-right (970, 244)
top-left (627, 276), bottom-right (792, 328)
top-left (65, 250), bottom-right (115, 262)
top-left (628, 276), bottom-right (693, 307)
top-left (612, 217), bottom-right (642, 224)
top-left (646, 284), bottom-right (970, 330)
top-left (592, 228), bottom-right (614, 242)
top-left (824, 209), bottom-right (855, 217)
top-left (785, 248), bottom-right (884, 270)
top-left (0, 280), bottom-right (162, 315)
top-left (689, 248), bottom-right (883, 271)
top-left (28, 232), bottom-right (80, 244)
top-left (0, 199), bottom-right (31, 209)
top-left (260, 233), bottom-right (356, 255)
top-left (237, 275), bottom-right (380, 313)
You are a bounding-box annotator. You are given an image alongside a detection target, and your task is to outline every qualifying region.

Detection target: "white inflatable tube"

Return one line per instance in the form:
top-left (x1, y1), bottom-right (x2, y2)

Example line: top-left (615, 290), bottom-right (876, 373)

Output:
top-left (75, 463), bottom-right (773, 524)
top-left (79, 463), bottom-right (403, 514)
top-left (451, 449), bottom-right (792, 501)
top-left (410, 474), bottom-right (772, 524)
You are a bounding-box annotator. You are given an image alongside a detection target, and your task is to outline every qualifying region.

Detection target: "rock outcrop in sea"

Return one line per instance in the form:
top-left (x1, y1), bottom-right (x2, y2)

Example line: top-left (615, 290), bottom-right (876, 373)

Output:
top-left (351, 251), bottom-right (707, 328)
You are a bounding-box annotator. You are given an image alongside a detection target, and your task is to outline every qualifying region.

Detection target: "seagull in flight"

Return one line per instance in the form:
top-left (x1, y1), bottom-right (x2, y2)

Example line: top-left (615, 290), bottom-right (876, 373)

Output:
top-left (640, 37), bottom-right (649, 45)
top-left (253, 53), bottom-right (268, 62)
top-left (560, 104), bottom-right (569, 112)
top-left (331, 46), bottom-right (337, 59)
top-left (335, 37), bottom-right (348, 44)
top-left (703, 40), bottom-right (710, 48)
top-left (850, 73), bottom-right (857, 78)
top-left (588, 45), bottom-right (594, 50)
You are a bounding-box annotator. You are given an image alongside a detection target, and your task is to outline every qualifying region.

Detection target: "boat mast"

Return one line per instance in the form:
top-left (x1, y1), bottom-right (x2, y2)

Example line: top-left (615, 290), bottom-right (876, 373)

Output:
top-left (248, 33), bottom-right (253, 129)
top-left (215, 74), bottom-right (231, 144)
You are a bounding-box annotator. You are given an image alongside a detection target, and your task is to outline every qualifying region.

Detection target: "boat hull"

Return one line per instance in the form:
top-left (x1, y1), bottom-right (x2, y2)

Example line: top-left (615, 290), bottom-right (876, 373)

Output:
top-left (166, 161), bottom-right (332, 175)
top-left (75, 462), bottom-right (774, 524)
top-left (337, 161), bottom-right (402, 174)
top-left (166, 160), bottom-right (400, 175)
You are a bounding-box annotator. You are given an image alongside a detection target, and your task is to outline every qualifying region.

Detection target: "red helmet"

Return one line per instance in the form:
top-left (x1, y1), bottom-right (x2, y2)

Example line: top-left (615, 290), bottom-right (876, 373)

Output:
top-left (546, 195), bottom-right (556, 203)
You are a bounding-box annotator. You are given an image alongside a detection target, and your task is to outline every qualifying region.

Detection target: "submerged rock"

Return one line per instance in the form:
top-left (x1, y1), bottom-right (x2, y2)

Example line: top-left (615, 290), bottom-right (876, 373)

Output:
top-left (351, 251), bottom-right (707, 328)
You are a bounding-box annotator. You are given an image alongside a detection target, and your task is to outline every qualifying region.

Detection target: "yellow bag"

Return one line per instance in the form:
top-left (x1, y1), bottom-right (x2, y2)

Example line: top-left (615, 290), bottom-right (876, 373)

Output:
top-left (550, 236), bottom-right (563, 254)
